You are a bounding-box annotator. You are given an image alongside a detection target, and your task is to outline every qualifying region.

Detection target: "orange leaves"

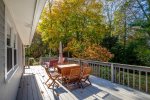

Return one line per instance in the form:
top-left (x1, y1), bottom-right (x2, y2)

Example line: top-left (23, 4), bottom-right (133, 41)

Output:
top-left (83, 44), bottom-right (114, 62)
top-left (64, 40), bottom-right (114, 62)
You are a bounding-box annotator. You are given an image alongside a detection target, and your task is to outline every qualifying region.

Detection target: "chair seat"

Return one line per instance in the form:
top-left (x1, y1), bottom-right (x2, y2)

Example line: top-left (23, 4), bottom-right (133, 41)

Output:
top-left (50, 72), bottom-right (60, 77)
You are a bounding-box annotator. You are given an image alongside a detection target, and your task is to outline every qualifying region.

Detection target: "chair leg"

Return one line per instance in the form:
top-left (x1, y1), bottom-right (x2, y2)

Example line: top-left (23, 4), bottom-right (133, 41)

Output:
top-left (54, 80), bottom-right (59, 87)
top-left (77, 81), bottom-right (83, 89)
top-left (83, 76), bottom-right (91, 85)
top-left (45, 78), bottom-right (51, 84)
top-left (48, 80), bottom-right (55, 88)
top-left (87, 77), bottom-right (91, 85)
top-left (80, 77), bottom-right (91, 89)
top-left (48, 80), bottom-right (59, 89)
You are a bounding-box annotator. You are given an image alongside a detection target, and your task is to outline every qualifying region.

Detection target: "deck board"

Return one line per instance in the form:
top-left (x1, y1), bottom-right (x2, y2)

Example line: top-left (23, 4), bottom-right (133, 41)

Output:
top-left (16, 76), bottom-right (24, 100)
top-left (32, 66), bottom-right (53, 100)
top-left (27, 74), bottom-right (33, 100)
top-left (30, 69), bottom-right (41, 100)
top-left (16, 65), bottom-right (150, 100)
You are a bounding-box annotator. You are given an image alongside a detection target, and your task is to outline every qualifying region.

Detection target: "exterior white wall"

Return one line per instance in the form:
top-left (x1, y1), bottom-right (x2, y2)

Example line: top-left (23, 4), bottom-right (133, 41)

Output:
top-left (0, 36), bottom-right (24, 100)
top-left (0, 0), bottom-right (24, 99)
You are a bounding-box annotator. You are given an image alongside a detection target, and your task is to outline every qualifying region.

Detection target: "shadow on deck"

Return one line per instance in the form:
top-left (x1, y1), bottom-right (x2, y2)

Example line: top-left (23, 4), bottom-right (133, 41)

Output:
top-left (16, 66), bottom-right (150, 100)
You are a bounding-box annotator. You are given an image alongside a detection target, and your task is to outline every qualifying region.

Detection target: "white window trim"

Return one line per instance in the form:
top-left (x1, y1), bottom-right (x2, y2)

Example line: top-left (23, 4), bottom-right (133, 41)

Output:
top-left (13, 34), bottom-right (18, 67)
top-left (5, 13), bottom-right (19, 82)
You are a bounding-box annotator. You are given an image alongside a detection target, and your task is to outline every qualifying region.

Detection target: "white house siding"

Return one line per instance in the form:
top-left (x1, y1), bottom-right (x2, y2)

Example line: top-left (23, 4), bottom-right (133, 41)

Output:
top-left (0, 0), bottom-right (24, 100)
top-left (0, 0), bottom-right (5, 87)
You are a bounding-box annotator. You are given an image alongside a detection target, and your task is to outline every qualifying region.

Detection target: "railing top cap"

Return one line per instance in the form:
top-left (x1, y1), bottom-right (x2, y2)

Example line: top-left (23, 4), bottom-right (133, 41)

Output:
top-left (66, 57), bottom-right (150, 70)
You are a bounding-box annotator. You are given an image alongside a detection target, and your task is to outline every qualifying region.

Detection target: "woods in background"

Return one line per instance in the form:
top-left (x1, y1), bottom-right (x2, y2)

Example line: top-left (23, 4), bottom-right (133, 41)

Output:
top-left (26, 0), bottom-right (150, 66)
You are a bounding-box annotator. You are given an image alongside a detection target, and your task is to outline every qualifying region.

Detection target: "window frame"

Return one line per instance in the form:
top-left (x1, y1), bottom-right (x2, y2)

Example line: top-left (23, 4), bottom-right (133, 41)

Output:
top-left (13, 34), bottom-right (17, 67)
top-left (5, 19), bottom-right (19, 82)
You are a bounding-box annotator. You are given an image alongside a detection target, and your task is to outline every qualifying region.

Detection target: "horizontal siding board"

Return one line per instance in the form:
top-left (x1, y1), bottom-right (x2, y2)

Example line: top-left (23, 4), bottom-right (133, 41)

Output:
top-left (0, 5), bottom-right (4, 12)
top-left (0, 25), bottom-right (4, 33)
top-left (0, 41), bottom-right (5, 47)
top-left (0, 12), bottom-right (5, 21)
top-left (0, 18), bottom-right (5, 27)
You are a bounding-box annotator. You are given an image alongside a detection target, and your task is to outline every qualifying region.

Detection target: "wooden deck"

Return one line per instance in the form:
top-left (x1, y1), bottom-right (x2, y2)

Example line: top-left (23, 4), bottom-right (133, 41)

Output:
top-left (16, 66), bottom-right (150, 100)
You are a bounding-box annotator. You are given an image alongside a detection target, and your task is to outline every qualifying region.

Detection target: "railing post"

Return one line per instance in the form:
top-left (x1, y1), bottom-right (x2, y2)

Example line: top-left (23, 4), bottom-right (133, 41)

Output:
top-left (78, 59), bottom-right (81, 67)
top-left (111, 63), bottom-right (114, 83)
top-left (39, 57), bottom-right (42, 65)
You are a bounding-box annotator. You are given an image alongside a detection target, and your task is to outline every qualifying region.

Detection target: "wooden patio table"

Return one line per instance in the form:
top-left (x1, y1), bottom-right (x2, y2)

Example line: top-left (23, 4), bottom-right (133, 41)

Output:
top-left (57, 64), bottom-right (80, 77)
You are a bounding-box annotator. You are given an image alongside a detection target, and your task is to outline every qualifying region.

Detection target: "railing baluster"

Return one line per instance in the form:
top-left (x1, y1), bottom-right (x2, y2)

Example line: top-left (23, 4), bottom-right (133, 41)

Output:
top-left (101, 65), bottom-right (102, 78)
top-left (99, 65), bottom-right (101, 77)
top-left (128, 69), bottom-right (129, 86)
top-left (98, 64), bottom-right (100, 77)
top-left (119, 67), bottom-right (120, 84)
top-left (133, 70), bottom-right (135, 88)
top-left (115, 67), bottom-right (116, 82)
top-left (103, 65), bottom-right (105, 79)
top-left (96, 64), bottom-right (98, 76)
top-left (146, 72), bottom-right (148, 93)
top-left (107, 66), bottom-right (109, 80)
top-left (91, 63), bottom-right (93, 75)
top-left (95, 64), bottom-right (97, 76)
top-left (93, 64), bottom-right (96, 75)
top-left (93, 64), bottom-right (94, 75)
top-left (105, 66), bottom-right (106, 79)
top-left (139, 71), bottom-right (141, 90)
top-left (123, 68), bottom-right (124, 85)
top-left (93, 63), bottom-right (95, 75)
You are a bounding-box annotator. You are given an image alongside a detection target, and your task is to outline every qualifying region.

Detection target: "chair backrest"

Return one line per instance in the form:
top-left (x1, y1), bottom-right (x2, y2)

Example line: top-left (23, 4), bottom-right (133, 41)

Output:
top-left (61, 68), bottom-right (70, 77)
top-left (69, 68), bottom-right (81, 78)
top-left (49, 59), bottom-right (58, 67)
top-left (62, 57), bottom-right (68, 64)
top-left (82, 63), bottom-right (89, 67)
top-left (82, 67), bottom-right (92, 78)
top-left (44, 67), bottom-right (53, 79)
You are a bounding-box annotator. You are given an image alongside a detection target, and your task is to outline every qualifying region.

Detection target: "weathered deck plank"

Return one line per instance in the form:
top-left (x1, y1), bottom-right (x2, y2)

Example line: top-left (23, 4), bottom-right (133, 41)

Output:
top-left (17, 65), bottom-right (150, 100)
top-left (37, 66), bottom-right (76, 100)
top-left (16, 76), bottom-right (24, 100)
top-left (31, 66), bottom-right (53, 100)
top-left (27, 74), bottom-right (33, 100)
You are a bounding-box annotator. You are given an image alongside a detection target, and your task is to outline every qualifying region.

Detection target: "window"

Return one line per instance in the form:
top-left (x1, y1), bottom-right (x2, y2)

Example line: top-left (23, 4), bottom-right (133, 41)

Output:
top-left (5, 9), bottom-right (19, 81)
top-left (7, 25), bottom-right (12, 72)
top-left (6, 24), bottom-right (18, 72)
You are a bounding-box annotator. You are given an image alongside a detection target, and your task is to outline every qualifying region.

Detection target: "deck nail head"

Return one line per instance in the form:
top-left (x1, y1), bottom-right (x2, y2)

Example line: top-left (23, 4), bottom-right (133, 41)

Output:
top-left (41, 91), bottom-right (44, 94)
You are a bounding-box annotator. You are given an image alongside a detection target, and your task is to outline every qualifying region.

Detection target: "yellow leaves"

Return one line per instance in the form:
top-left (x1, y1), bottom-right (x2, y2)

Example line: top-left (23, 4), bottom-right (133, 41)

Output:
top-left (38, 0), bottom-right (108, 55)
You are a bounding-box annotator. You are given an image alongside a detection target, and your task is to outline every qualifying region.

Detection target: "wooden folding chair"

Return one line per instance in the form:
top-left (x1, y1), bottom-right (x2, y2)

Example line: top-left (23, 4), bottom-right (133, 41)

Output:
top-left (80, 67), bottom-right (92, 88)
top-left (44, 67), bottom-right (60, 89)
top-left (65, 68), bottom-right (81, 90)
top-left (82, 62), bottom-right (89, 67)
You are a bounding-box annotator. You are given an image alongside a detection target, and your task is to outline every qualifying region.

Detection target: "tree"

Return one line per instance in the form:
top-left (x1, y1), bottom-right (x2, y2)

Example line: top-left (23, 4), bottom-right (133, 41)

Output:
top-left (25, 32), bottom-right (49, 58)
top-left (38, 0), bottom-right (110, 59)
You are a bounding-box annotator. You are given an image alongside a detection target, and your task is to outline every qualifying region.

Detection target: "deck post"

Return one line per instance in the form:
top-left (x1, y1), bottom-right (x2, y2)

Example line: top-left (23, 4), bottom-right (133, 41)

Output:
top-left (111, 63), bottom-right (114, 83)
top-left (78, 59), bottom-right (81, 67)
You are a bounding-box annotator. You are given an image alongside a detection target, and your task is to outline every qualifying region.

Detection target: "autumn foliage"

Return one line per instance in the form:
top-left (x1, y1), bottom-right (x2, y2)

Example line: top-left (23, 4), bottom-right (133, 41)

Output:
top-left (83, 44), bottom-right (114, 62)
top-left (64, 39), bottom-right (113, 62)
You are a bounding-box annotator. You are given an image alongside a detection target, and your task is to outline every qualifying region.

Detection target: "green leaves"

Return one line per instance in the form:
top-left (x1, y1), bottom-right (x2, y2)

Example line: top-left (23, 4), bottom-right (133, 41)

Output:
top-left (37, 0), bottom-right (106, 53)
top-left (34, 0), bottom-right (150, 66)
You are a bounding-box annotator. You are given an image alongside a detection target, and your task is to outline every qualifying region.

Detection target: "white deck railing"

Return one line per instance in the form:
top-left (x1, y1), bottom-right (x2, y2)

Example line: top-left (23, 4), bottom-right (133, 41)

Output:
top-left (40, 57), bottom-right (150, 94)
top-left (39, 57), bottom-right (58, 65)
